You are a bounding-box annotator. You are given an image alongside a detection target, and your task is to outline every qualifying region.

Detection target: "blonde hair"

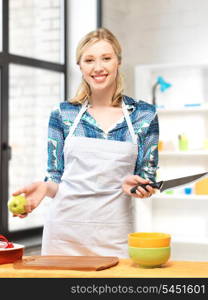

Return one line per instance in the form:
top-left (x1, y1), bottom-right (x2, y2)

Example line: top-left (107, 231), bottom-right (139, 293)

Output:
top-left (69, 28), bottom-right (124, 106)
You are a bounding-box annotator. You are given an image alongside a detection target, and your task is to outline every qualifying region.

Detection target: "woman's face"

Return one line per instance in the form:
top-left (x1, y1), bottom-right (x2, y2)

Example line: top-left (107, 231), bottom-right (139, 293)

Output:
top-left (79, 40), bottom-right (120, 93)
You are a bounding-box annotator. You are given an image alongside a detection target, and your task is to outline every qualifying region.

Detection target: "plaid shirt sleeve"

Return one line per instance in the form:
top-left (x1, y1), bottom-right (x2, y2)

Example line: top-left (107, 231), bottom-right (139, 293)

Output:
top-left (136, 113), bottom-right (159, 182)
top-left (44, 105), bottom-right (64, 183)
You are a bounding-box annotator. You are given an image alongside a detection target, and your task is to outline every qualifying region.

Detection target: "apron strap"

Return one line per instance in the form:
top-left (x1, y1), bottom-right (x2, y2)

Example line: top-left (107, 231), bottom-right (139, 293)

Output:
top-left (68, 100), bottom-right (88, 138)
top-left (122, 101), bottom-right (138, 145)
top-left (68, 99), bottom-right (138, 145)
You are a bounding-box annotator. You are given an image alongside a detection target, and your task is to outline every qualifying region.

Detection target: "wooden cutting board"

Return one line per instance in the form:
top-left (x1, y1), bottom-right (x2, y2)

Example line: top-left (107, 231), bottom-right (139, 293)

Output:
top-left (14, 256), bottom-right (119, 271)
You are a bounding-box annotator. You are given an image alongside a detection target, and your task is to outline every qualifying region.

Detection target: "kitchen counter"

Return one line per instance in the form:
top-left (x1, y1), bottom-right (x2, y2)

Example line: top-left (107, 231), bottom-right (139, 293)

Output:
top-left (0, 257), bottom-right (208, 278)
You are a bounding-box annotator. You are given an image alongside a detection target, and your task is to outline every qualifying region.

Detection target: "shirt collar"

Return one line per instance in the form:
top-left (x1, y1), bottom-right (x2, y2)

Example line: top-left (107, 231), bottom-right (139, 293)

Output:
top-left (86, 95), bottom-right (137, 108)
top-left (122, 95), bottom-right (138, 113)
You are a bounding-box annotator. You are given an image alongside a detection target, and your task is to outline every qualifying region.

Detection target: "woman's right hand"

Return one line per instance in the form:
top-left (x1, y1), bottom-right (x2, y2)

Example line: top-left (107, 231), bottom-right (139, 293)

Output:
top-left (122, 175), bottom-right (156, 198)
top-left (12, 181), bottom-right (48, 218)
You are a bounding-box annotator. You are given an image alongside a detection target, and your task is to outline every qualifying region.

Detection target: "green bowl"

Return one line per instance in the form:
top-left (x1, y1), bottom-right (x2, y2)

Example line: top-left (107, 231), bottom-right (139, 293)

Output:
top-left (128, 246), bottom-right (171, 268)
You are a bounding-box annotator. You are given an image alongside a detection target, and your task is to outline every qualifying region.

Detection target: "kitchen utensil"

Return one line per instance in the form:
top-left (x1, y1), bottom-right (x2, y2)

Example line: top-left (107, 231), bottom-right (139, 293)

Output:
top-left (14, 256), bottom-right (119, 271)
top-left (0, 243), bottom-right (24, 264)
top-left (128, 246), bottom-right (170, 268)
top-left (128, 232), bottom-right (171, 248)
top-left (130, 171), bottom-right (208, 194)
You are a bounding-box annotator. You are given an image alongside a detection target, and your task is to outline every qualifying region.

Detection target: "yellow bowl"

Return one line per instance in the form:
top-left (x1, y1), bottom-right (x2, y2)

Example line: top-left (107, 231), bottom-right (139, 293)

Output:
top-left (128, 246), bottom-right (171, 268)
top-left (128, 232), bottom-right (171, 248)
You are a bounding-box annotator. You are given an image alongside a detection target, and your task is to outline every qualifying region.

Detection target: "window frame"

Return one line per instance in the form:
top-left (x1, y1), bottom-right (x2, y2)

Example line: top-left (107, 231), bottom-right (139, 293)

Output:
top-left (0, 0), bottom-right (69, 240)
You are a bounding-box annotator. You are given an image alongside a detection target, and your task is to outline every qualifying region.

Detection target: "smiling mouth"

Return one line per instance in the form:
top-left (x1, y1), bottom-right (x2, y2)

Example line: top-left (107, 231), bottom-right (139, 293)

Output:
top-left (91, 74), bottom-right (109, 82)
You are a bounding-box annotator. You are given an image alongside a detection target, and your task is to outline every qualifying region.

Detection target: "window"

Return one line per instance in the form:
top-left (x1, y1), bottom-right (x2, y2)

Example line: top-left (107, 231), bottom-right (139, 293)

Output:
top-left (9, 65), bottom-right (64, 231)
top-left (0, 0), bottom-right (102, 240)
top-left (0, 0), bottom-right (67, 238)
top-left (9, 0), bottom-right (64, 63)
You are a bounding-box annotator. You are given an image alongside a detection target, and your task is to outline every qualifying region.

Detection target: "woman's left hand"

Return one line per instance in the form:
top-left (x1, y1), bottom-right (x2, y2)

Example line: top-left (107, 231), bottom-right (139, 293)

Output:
top-left (122, 175), bottom-right (156, 198)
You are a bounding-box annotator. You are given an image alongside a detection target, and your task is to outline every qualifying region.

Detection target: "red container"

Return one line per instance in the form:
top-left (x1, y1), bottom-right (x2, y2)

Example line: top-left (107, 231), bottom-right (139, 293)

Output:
top-left (0, 244), bottom-right (24, 264)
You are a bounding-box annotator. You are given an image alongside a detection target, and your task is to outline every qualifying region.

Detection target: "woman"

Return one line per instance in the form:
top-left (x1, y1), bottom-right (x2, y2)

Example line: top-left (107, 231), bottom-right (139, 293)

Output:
top-left (12, 28), bottom-right (159, 257)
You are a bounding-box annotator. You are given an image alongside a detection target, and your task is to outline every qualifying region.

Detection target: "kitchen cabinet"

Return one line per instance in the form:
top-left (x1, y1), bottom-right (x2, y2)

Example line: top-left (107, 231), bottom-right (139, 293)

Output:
top-left (134, 62), bottom-right (208, 261)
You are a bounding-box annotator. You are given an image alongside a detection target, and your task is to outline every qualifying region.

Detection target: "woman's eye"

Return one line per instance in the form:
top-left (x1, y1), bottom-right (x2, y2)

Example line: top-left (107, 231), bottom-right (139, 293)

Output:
top-left (103, 57), bottom-right (111, 61)
top-left (85, 59), bottom-right (93, 63)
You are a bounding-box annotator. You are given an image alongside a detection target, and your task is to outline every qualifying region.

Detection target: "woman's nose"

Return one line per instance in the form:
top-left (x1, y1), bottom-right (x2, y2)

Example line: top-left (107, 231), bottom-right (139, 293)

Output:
top-left (93, 60), bottom-right (104, 71)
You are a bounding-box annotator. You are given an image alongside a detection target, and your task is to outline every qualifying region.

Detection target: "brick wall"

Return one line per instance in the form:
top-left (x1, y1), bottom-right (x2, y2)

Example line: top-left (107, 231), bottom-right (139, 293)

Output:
top-left (10, 0), bottom-right (62, 62)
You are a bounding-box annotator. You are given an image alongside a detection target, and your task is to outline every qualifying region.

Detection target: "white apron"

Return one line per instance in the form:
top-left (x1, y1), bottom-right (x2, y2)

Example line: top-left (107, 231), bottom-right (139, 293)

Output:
top-left (41, 100), bottom-right (138, 258)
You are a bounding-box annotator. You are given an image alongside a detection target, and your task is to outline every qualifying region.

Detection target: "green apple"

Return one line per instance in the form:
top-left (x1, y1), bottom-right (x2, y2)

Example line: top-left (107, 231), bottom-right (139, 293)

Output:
top-left (8, 195), bottom-right (27, 214)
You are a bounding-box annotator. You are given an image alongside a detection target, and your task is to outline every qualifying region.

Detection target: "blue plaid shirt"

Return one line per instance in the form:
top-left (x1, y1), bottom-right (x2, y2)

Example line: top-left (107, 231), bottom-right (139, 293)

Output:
top-left (45, 95), bottom-right (159, 183)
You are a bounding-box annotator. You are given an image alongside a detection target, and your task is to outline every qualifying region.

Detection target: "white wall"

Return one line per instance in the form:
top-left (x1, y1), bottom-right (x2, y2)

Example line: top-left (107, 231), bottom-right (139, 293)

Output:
top-left (102, 0), bottom-right (208, 97)
top-left (67, 0), bottom-right (97, 99)
top-left (103, 0), bottom-right (208, 260)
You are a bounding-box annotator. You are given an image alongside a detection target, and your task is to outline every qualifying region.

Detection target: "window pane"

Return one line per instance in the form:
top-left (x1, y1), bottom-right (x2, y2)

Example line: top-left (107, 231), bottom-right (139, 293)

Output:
top-left (9, 64), bottom-right (64, 231)
top-left (9, 0), bottom-right (64, 63)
